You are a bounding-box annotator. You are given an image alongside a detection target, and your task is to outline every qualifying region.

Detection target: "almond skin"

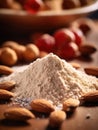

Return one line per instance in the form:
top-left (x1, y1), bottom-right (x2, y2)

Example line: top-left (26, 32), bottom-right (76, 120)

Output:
top-left (79, 44), bottom-right (97, 56)
top-left (0, 81), bottom-right (16, 91)
top-left (84, 67), bottom-right (98, 77)
top-left (2, 41), bottom-right (19, 48)
top-left (23, 44), bottom-right (40, 62)
top-left (4, 107), bottom-right (35, 121)
top-left (30, 99), bottom-right (55, 113)
top-left (2, 41), bottom-right (26, 61)
top-left (62, 98), bottom-right (80, 112)
top-left (49, 110), bottom-right (66, 127)
top-left (0, 65), bottom-right (14, 75)
top-left (80, 90), bottom-right (98, 103)
top-left (0, 89), bottom-right (14, 100)
top-left (0, 47), bottom-right (18, 66)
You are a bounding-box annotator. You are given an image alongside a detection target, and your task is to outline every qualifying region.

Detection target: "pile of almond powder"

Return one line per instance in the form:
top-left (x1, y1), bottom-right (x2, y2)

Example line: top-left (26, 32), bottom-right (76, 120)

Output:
top-left (2, 53), bottom-right (98, 106)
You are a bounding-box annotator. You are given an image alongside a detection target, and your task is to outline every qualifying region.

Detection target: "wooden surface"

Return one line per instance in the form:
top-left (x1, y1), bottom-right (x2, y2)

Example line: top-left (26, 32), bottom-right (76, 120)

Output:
top-left (0, 21), bottom-right (98, 130)
top-left (0, 104), bottom-right (98, 130)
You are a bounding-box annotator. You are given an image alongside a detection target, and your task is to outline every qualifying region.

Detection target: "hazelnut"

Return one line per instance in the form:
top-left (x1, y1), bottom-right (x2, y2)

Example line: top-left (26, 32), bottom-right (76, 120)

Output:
top-left (0, 47), bottom-right (18, 66)
top-left (2, 41), bottom-right (26, 61)
top-left (23, 44), bottom-right (40, 62)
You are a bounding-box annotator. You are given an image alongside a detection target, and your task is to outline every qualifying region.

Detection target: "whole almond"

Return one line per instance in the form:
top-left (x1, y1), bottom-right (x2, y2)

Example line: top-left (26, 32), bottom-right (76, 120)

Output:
top-left (0, 81), bottom-right (16, 91)
top-left (0, 65), bottom-right (14, 75)
top-left (70, 62), bottom-right (81, 69)
top-left (17, 45), bottom-right (26, 61)
top-left (2, 41), bottom-right (26, 61)
top-left (0, 47), bottom-right (18, 66)
top-left (79, 44), bottom-right (97, 56)
top-left (0, 89), bottom-right (14, 100)
top-left (2, 41), bottom-right (19, 48)
top-left (63, 98), bottom-right (80, 112)
top-left (80, 90), bottom-right (98, 103)
top-left (84, 67), bottom-right (98, 77)
top-left (23, 44), bottom-right (40, 62)
top-left (30, 99), bottom-right (55, 113)
top-left (4, 107), bottom-right (35, 121)
top-left (49, 110), bottom-right (66, 127)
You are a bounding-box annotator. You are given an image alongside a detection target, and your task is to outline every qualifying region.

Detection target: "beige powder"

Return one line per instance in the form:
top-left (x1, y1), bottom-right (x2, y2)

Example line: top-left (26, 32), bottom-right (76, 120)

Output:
top-left (3, 53), bottom-right (98, 105)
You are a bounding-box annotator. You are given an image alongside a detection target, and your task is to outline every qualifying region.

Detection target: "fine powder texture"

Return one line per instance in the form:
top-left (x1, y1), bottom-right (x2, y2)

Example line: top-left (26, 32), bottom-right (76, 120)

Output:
top-left (6, 53), bottom-right (98, 105)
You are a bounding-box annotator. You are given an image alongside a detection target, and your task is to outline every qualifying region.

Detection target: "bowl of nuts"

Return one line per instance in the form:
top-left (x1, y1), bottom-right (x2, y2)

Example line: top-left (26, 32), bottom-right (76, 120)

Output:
top-left (0, 0), bottom-right (98, 33)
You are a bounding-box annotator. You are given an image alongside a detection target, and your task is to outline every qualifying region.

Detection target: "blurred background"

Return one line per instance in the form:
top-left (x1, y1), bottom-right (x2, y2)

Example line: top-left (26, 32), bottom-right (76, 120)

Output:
top-left (0, 0), bottom-right (98, 66)
top-left (88, 10), bottom-right (98, 19)
top-left (0, 0), bottom-right (98, 44)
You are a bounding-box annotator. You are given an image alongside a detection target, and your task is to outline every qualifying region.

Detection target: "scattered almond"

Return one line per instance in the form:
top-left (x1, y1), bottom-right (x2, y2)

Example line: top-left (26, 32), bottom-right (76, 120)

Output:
top-left (0, 89), bottom-right (14, 100)
top-left (23, 44), bottom-right (40, 62)
top-left (79, 43), bottom-right (97, 56)
top-left (4, 107), bottom-right (35, 121)
top-left (80, 90), bottom-right (98, 103)
top-left (62, 98), bottom-right (80, 112)
top-left (2, 41), bottom-right (19, 48)
top-left (70, 62), bottom-right (81, 69)
top-left (30, 99), bottom-right (55, 113)
top-left (0, 47), bottom-right (18, 66)
top-left (49, 110), bottom-right (66, 127)
top-left (84, 67), bottom-right (98, 77)
top-left (2, 41), bottom-right (26, 61)
top-left (17, 45), bottom-right (26, 60)
top-left (0, 65), bottom-right (14, 75)
top-left (0, 81), bottom-right (16, 91)
top-left (9, 44), bottom-right (26, 61)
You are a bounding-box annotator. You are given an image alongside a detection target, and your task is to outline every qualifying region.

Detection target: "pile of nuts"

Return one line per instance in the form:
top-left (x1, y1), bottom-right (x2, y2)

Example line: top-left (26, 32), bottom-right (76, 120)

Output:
top-left (0, 79), bottom-right (98, 127)
top-left (0, 41), bottom-right (41, 66)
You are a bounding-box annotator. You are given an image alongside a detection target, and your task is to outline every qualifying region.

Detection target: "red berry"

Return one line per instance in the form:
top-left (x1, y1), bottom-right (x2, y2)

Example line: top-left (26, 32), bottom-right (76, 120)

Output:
top-left (24, 0), bottom-right (44, 13)
top-left (57, 42), bottom-right (78, 60)
top-left (70, 28), bottom-right (84, 47)
top-left (35, 34), bottom-right (56, 53)
top-left (54, 28), bottom-right (75, 49)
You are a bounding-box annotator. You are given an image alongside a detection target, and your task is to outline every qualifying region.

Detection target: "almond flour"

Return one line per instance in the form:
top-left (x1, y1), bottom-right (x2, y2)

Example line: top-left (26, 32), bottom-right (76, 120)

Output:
top-left (1, 53), bottom-right (98, 106)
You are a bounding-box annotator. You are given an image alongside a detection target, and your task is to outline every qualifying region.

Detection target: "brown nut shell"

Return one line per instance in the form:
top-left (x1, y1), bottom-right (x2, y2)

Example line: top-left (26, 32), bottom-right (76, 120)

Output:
top-left (0, 89), bottom-right (14, 100)
top-left (23, 44), bottom-right (40, 62)
top-left (4, 107), bottom-right (35, 121)
top-left (63, 98), bottom-right (80, 112)
top-left (0, 81), bottom-right (16, 91)
top-left (0, 65), bottom-right (14, 75)
top-left (49, 110), bottom-right (66, 127)
top-left (0, 47), bottom-right (18, 66)
top-left (30, 99), bottom-right (55, 113)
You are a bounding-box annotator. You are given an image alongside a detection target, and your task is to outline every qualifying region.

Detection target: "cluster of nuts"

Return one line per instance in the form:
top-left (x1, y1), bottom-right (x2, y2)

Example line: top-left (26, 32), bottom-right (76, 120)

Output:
top-left (0, 38), bottom-right (96, 67)
top-left (0, 78), bottom-right (98, 127)
top-left (0, 0), bottom-right (95, 13)
top-left (0, 41), bottom-right (48, 66)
